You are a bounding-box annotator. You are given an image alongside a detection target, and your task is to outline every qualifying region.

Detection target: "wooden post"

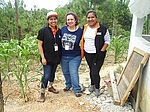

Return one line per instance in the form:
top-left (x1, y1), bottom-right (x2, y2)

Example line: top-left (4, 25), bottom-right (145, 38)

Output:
top-left (110, 70), bottom-right (120, 105)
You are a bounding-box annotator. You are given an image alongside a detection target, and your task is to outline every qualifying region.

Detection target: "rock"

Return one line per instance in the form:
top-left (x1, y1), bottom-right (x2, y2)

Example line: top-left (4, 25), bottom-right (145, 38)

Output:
top-left (79, 102), bottom-right (84, 105)
top-left (83, 88), bottom-right (91, 95)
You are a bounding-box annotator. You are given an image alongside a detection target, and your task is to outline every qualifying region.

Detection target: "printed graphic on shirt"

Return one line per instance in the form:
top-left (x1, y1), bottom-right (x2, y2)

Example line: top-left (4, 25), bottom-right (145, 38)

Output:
top-left (62, 33), bottom-right (76, 50)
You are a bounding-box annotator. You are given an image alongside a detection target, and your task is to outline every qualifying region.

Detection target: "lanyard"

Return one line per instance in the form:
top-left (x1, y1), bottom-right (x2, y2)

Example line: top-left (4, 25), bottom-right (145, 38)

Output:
top-left (52, 29), bottom-right (57, 43)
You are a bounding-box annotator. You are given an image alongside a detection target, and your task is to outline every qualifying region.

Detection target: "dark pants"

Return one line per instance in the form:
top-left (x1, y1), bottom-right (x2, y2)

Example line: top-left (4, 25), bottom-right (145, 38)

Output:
top-left (84, 51), bottom-right (105, 89)
top-left (41, 64), bottom-right (58, 89)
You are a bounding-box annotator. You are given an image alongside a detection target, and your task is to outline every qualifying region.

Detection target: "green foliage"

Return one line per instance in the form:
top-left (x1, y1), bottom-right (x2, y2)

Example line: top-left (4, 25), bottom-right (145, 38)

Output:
top-left (21, 36), bottom-right (39, 57)
top-left (115, 64), bottom-right (124, 74)
top-left (0, 2), bottom-right (49, 41)
top-left (108, 35), bottom-right (129, 63)
top-left (0, 0), bottom-right (133, 41)
top-left (143, 14), bottom-right (150, 34)
top-left (0, 36), bottom-right (40, 102)
top-left (115, 1), bottom-right (132, 31)
top-left (0, 0), bottom-right (137, 102)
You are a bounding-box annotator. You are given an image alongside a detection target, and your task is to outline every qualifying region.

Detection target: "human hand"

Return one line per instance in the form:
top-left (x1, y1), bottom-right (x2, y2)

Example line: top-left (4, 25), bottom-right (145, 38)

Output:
top-left (42, 58), bottom-right (47, 65)
top-left (98, 51), bottom-right (106, 59)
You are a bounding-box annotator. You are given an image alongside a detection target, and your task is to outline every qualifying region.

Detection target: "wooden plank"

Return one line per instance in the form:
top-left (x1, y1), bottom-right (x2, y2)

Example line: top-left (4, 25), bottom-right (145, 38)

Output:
top-left (117, 49), bottom-right (134, 85)
top-left (120, 53), bottom-right (150, 106)
top-left (117, 47), bottom-right (143, 85)
top-left (116, 47), bottom-right (150, 106)
top-left (110, 47), bottom-right (150, 106)
top-left (122, 75), bottom-right (129, 87)
top-left (120, 64), bottom-right (141, 106)
top-left (118, 78), bottom-right (128, 99)
top-left (109, 70), bottom-right (120, 105)
top-left (134, 47), bottom-right (146, 55)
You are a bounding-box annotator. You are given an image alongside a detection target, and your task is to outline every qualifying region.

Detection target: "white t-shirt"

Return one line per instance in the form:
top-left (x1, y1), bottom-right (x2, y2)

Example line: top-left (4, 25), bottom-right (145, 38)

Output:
top-left (84, 26), bottom-right (97, 53)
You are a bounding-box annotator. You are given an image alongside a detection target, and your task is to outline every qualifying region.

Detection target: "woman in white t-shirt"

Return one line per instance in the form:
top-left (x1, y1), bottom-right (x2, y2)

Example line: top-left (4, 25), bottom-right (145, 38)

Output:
top-left (81, 10), bottom-right (110, 97)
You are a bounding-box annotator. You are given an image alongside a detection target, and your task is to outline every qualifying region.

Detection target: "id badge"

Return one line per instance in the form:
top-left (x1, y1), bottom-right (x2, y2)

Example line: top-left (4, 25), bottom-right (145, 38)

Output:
top-left (54, 43), bottom-right (58, 51)
top-left (65, 44), bottom-right (69, 50)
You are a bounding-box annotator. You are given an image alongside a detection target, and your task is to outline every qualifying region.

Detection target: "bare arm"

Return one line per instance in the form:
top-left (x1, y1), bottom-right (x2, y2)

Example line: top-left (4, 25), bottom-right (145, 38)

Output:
top-left (101, 43), bottom-right (108, 52)
top-left (38, 40), bottom-right (47, 65)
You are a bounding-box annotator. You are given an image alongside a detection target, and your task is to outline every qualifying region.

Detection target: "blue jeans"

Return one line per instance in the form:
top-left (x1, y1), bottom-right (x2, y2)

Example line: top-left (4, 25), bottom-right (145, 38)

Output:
top-left (41, 64), bottom-right (57, 90)
top-left (61, 56), bottom-right (82, 93)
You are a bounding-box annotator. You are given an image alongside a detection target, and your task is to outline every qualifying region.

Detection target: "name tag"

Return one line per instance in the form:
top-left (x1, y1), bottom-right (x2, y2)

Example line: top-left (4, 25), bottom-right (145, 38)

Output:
top-left (97, 32), bottom-right (102, 35)
top-left (54, 43), bottom-right (58, 51)
top-left (65, 44), bottom-right (69, 50)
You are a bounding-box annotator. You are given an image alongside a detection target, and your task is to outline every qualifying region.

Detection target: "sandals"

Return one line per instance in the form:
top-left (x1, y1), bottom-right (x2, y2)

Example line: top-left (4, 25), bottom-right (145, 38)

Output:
top-left (63, 87), bottom-right (71, 91)
top-left (75, 92), bottom-right (82, 97)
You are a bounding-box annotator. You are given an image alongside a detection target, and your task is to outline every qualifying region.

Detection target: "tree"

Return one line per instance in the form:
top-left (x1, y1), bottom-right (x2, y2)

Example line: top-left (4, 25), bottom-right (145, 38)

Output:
top-left (0, 73), bottom-right (4, 112)
top-left (0, 1), bottom-right (17, 40)
top-left (0, 0), bottom-right (133, 40)
top-left (15, 0), bottom-right (21, 45)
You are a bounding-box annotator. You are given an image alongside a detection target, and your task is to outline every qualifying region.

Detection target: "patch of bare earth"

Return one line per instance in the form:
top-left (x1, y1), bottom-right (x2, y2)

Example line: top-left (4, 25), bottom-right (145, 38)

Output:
top-left (3, 55), bottom-right (123, 112)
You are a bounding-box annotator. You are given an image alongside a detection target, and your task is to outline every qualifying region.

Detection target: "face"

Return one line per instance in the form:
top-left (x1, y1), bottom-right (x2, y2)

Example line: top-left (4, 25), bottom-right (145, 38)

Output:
top-left (66, 15), bottom-right (76, 27)
top-left (47, 16), bottom-right (58, 28)
top-left (86, 12), bottom-right (98, 27)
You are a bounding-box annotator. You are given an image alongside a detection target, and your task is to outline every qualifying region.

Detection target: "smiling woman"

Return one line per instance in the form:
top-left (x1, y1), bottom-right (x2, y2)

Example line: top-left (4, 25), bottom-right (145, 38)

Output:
top-left (4, 0), bottom-right (69, 10)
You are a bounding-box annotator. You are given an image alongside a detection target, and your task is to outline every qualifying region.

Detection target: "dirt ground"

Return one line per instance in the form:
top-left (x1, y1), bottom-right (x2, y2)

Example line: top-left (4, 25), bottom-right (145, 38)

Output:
top-left (3, 56), bottom-right (123, 112)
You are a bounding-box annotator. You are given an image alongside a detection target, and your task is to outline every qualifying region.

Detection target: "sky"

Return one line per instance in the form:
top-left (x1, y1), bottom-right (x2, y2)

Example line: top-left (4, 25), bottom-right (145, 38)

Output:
top-left (5, 0), bottom-right (69, 10)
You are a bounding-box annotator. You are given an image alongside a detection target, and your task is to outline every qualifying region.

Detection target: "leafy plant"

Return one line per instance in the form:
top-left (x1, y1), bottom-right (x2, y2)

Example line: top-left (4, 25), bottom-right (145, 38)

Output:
top-left (0, 36), bottom-right (40, 102)
top-left (108, 35), bottom-right (129, 63)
